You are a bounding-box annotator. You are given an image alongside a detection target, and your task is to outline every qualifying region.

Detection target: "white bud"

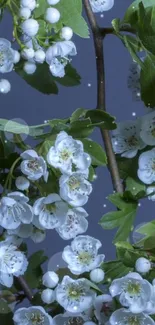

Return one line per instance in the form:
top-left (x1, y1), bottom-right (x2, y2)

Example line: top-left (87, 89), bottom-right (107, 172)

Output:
top-left (23, 61), bottom-right (37, 74)
top-left (34, 49), bottom-right (46, 63)
top-left (135, 257), bottom-right (151, 274)
top-left (45, 8), bottom-right (60, 24)
top-left (47, 0), bottom-right (60, 4)
top-left (42, 271), bottom-right (59, 288)
top-left (19, 7), bottom-right (31, 19)
top-left (41, 288), bottom-right (55, 304)
top-left (31, 229), bottom-right (46, 243)
top-left (15, 176), bottom-right (30, 190)
top-left (60, 27), bottom-right (73, 41)
top-left (21, 48), bottom-right (34, 59)
top-left (83, 322), bottom-right (96, 325)
top-left (20, 0), bottom-right (36, 11)
top-left (21, 18), bottom-right (39, 37)
top-left (0, 79), bottom-right (11, 94)
top-left (90, 268), bottom-right (105, 283)
top-left (13, 50), bottom-right (20, 64)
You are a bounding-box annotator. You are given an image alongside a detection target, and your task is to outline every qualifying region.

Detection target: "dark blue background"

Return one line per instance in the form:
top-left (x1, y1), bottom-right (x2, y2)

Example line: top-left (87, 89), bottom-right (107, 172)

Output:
top-left (0, 1), bottom-right (152, 264)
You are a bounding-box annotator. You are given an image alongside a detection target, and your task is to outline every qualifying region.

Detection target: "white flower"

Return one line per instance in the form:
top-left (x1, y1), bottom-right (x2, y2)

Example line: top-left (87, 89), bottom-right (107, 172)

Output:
top-left (20, 149), bottom-right (48, 182)
top-left (53, 313), bottom-right (91, 325)
top-left (45, 8), bottom-right (60, 24)
top-left (13, 50), bottom-right (20, 64)
top-left (0, 240), bottom-right (28, 287)
top-left (146, 186), bottom-right (155, 201)
top-left (138, 148), bottom-right (155, 184)
top-left (0, 191), bottom-right (33, 230)
top-left (7, 223), bottom-right (33, 238)
top-left (20, 0), bottom-right (36, 11)
top-left (33, 193), bottom-right (68, 229)
top-left (55, 276), bottom-right (96, 313)
top-left (42, 271), bottom-right (59, 288)
top-left (135, 258), bottom-right (151, 274)
top-left (23, 61), bottom-right (37, 74)
top-left (4, 233), bottom-right (23, 247)
top-left (109, 272), bottom-right (152, 313)
top-left (62, 235), bottom-right (105, 275)
top-left (47, 0), bottom-right (60, 4)
top-left (144, 281), bottom-right (155, 315)
top-left (94, 294), bottom-right (114, 324)
top-left (112, 120), bottom-right (146, 158)
top-left (34, 49), bottom-right (45, 63)
top-left (89, 0), bottom-right (114, 13)
top-left (13, 306), bottom-right (53, 325)
top-left (0, 38), bottom-right (17, 73)
top-left (90, 268), bottom-right (105, 283)
top-left (140, 111), bottom-right (155, 145)
top-left (19, 7), bottom-right (31, 19)
top-left (0, 79), bottom-right (11, 93)
top-left (59, 172), bottom-right (92, 207)
top-left (56, 207), bottom-right (88, 240)
top-left (15, 176), bottom-right (30, 190)
top-left (47, 131), bottom-right (91, 176)
top-left (41, 289), bottom-right (55, 304)
top-left (21, 19), bottom-right (39, 37)
top-left (60, 27), bottom-right (73, 41)
top-left (49, 57), bottom-right (66, 77)
top-left (109, 308), bottom-right (154, 325)
top-left (21, 48), bottom-right (34, 60)
top-left (46, 41), bottom-right (77, 63)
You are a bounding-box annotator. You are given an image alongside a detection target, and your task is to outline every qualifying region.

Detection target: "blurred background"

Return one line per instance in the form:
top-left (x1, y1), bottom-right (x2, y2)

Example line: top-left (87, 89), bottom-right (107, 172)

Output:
top-left (0, 0), bottom-right (150, 264)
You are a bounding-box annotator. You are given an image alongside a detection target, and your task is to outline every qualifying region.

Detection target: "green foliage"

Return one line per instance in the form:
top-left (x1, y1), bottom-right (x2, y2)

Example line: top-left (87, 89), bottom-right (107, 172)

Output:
top-left (85, 109), bottom-right (117, 130)
top-left (123, 0), bottom-right (155, 25)
top-left (99, 193), bottom-right (137, 243)
top-left (140, 55), bottom-right (155, 107)
top-left (80, 139), bottom-right (107, 166)
top-left (15, 62), bottom-right (81, 95)
top-left (22, 251), bottom-right (48, 289)
top-left (102, 260), bottom-right (133, 283)
top-left (125, 176), bottom-right (146, 198)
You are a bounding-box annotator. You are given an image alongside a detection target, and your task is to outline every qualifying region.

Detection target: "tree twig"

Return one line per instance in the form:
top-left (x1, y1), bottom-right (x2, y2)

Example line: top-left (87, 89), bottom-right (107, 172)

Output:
top-left (101, 26), bottom-right (136, 36)
top-left (17, 276), bottom-right (33, 301)
top-left (83, 0), bottom-right (123, 193)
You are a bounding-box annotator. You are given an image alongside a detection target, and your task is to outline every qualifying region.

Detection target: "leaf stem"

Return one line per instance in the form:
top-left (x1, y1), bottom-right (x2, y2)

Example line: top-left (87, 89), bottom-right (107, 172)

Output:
top-left (17, 276), bottom-right (34, 301)
top-left (83, 0), bottom-right (123, 193)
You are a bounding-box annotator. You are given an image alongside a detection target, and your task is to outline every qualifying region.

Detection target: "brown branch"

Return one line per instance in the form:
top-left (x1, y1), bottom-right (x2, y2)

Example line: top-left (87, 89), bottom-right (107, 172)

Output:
top-left (101, 26), bottom-right (136, 36)
top-left (17, 276), bottom-right (34, 301)
top-left (83, 0), bottom-right (123, 193)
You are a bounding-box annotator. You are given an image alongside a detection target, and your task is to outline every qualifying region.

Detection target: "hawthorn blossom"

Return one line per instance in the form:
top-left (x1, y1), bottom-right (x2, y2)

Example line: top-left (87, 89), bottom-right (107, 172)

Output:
top-left (138, 148), bottom-right (155, 184)
top-left (53, 313), bottom-right (89, 325)
top-left (15, 176), bottom-right (30, 190)
top-left (0, 240), bottom-right (28, 287)
top-left (56, 207), bottom-right (88, 240)
top-left (33, 193), bottom-right (68, 229)
top-left (20, 149), bottom-right (48, 182)
top-left (55, 276), bottom-right (96, 313)
top-left (62, 235), bottom-right (105, 275)
top-left (0, 79), bottom-right (11, 93)
top-left (0, 191), bottom-right (33, 230)
top-left (59, 173), bottom-right (92, 207)
top-left (109, 272), bottom-right (152, 313)
top-left (112, 120), bottom-right (146, 158)
top-left (46, 41), bottom-right (77, 63)
top-left (146, 186), bottom-right (155, 201)
top-left (109, 308), bottom-right (154, 325)
top-left (140, 111), bottom-right (155, 145)
top-left (49, 57), bottom-right (67, 77)
top-left (0, 38), bottom-right (18, 73)
top-left (94, 294), bottom-right (114, 324)
top-left (47, 131), bottom-right (91, 176)
top-left (89, 0), bottom-right (114, 13)
top-left (13, 306), bottom-right (53, 325)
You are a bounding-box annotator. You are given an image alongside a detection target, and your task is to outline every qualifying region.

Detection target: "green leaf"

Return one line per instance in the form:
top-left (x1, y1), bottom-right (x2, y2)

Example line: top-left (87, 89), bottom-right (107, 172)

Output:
top-left (123, 0), bottom-right (155, 25)
top-left (102, 260), bottom-right (133, 282)
top-left (53, 64), bottom-right (81, 87)
top-left (121, 35), bottom-right (144, 68)
top-left (80, 139), bottom-right (107, 166)
top-left (85, 109), bottom-right (117, 130)
top-left (137, 4), bottom-right (155, 55)
top-left (55, 0), bottom-right (89, 38)
top-left (0, 311), bottom-right (14, 325)
top-left (23, 251), bottom-right (48, 288)
top-left (88, 165), bottom-right (96, 182)
top-left (116, 155), bottom-right (138, 179)
top-left (126, 176), bottom-right (146, 197)
top-left (99, 193), bottom-right (137, 243)
top-left (33, 0), bottom-right (48, 18)
top-left (70, 108), bottom-right (86, 123)
top-left (112, 18), bottom-right (121, 33)
top-left (140, 54), bottom-right (155, 107)
top-left (36, 138), bottom-right (55, 158)
top-left (69, 118), bottom-right (94, 138)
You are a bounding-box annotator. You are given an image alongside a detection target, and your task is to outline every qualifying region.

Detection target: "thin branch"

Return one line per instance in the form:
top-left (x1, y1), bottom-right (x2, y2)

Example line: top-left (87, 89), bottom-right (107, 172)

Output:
top-left (83, 0), bottom-right (123, 193)
top-left (17, 276), bottom-right (34, 301)
top-left (101, 26), bottom-right (136, 36)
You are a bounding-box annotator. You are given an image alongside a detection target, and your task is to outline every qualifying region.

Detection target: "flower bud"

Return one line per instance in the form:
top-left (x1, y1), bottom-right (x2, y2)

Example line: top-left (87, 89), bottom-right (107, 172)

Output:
top-left (19, 7), bottom-right (31, 19)
top-left (60, 27), bottom-right (73, 41)
top-left (13, 50), bottom-right (20, 64)
top-left (21, 18), bottom-right (39, 37)
top-left (21, 48), bottom-right (34, 60)
top-left (45, 8), bottom-right (60, 24)
top-left (23, 61), bottom-right (37, 74)
top-left (0, 79), bottom-right (11, 94)
top-left (42, 271), bottom-right (59, 288)
top-left (41, 288), bottom-right (55, 304)
top-left (90, 268), bottom-right (105, 283)
top-left (135, 257), bottom-right (151, 274)
top-left (20, 0), bottom-right (36, 11)
top-left (31, 229), bottom-right (46, 243)
top-left (34, 49), bottom-right (46, 63)
top-left (15, 176), bottom-right (30, 191)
